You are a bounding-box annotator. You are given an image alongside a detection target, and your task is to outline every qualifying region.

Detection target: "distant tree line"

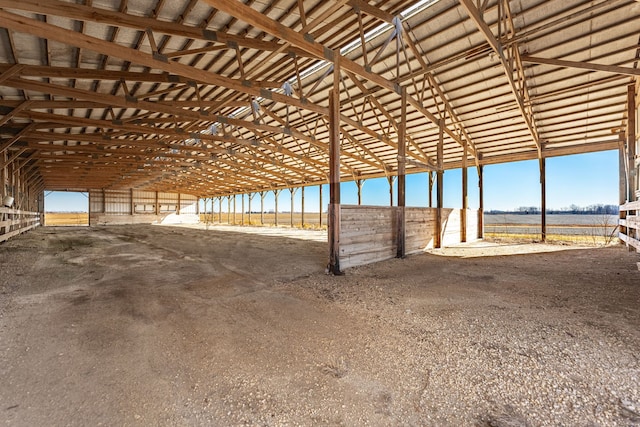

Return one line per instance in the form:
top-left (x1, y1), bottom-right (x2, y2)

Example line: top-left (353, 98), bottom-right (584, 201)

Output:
top-left (487, 204), bottom-right (619, 215)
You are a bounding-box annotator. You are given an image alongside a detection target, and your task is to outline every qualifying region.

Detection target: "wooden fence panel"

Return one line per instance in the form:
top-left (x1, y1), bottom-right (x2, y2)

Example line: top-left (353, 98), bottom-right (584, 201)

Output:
top-left (0, 207), bottom-right (41, 243)
top-left (620, 201), bottom-right (640, 251)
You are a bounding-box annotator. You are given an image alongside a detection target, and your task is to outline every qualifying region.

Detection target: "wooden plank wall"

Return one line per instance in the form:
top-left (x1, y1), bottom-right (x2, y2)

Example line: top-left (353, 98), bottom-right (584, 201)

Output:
top-left (88, 189), bottom-right (198, 225)
top-left (340, 205), bottom-right (397, 269)
top-left (0, 207), bottom-right (41, 243)
top-left (405, 207), bottom-right (437, 253)
top-left (340, 206), bottom-right (481, 269)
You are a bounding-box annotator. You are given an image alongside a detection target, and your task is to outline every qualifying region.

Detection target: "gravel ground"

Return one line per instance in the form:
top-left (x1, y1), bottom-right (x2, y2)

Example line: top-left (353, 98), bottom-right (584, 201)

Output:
top-left (0, 225), bottom-right (639, 426)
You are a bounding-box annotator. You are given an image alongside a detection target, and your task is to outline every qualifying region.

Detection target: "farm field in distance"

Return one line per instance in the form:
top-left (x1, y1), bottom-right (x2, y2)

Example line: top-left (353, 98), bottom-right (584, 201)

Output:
top-left (43, 212), bottom-right (619, 245)
top-left (484, 213), bottom-right (619, 244)
top-left (44, 213), bottom-right (89, 226)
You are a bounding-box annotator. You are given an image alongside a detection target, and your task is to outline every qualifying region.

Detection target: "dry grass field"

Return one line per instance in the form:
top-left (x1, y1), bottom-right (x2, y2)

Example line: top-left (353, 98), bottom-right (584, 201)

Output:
top-left (44, 213), bottom-right (89, 226)
top-left (200, 212), bottom-right (328, 229)
top-left (485, 214), bottom-right (620, 245)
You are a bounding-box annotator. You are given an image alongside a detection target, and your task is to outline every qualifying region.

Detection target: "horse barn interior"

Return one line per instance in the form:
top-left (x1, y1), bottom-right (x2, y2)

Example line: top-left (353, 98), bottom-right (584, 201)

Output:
top-left (1, 0), bottom-right (640, 425)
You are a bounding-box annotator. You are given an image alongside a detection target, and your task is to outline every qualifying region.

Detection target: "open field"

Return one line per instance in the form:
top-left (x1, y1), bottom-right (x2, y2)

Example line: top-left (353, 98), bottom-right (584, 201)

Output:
top-left (485, 214), bottom-right (619, 244)
top-left (1, 225), bottom-right (639, 425)
top-left (44, 213), bottom-right (89, 226)
top-left (200, 212), bottom-right (328, 229)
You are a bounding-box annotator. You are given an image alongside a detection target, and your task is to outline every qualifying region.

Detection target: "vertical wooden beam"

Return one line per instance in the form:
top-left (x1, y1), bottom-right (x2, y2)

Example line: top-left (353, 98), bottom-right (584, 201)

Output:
top-left (435, 120), bottom-right (444, 248)
top-left (0, 150), bottom-right (6, 201)
top-left (227, 195), bottom-right (231, 224)
top-left (241, 194), bottom-right (245, 225)
top-left (540, 157), bottom-right (547, 242)
top-left (233, 194), bottom-right (237, 224)
top-left (478, 165), bottom-right (484, 239)
top-left (177, 192), bottom-right (181, 215)
top-left (619, 136), bottom-right (628, 243)
top-left (628, 84), bottom-right (637, 202)
top-left (130, 188), bottom-right (134, 215)
top-left (260, 191), bottom-right (265, 225)
top-left (290, 187), bottom-right (295, 227)
top-left (461, 141), bottom-right (468, 242)
top-left (88, 190), bottom-right (92, 227)
top-left (356, 179), bottom-right (364, 205)
top-left (428, 171), bottom-right (434, 208)
top-left (218, 197), bottom-right (222, 223)
top-left (620, 136), bottom-right (628, 205)
top-left (248, 193), bottom-right (254, 225)
top-left (301, 186), bottom-right (305, 228)
top-left (154, 191), bottom-right (159, 215)
top-left (274, 189), bottom-right (280, 226)
top-left (328, 51), bottom-right (342, 275)
top-left (102, 188), bottom-right (106, 213)
top-left (387, 176), bottom-right (394, 206)
top-left (397, 88), bottom-right (407, 258)
top-left (319, 184), bottom-right (323, 227)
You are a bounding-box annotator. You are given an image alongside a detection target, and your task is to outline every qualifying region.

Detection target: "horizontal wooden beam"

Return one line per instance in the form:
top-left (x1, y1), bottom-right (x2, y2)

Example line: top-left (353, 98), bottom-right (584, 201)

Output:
top-left (521, 55), bottom-right (640, 77)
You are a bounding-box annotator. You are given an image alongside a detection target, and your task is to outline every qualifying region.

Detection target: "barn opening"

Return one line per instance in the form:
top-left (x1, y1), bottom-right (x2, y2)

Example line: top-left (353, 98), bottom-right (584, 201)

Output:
top-left (44, 191), bottom-right (89, 226)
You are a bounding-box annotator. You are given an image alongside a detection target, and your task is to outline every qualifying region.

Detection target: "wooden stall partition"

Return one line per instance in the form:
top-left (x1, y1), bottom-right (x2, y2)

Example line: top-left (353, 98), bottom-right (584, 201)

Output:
top-left (339, 205), bottom-right (397, 269)
top-left (441, 208), bottom-right (461, 247)
top-left (405, 207), bottom-right (437, 252)
top-left (465, 209), bottom-right (480, 243)
top-left (0, 207), bottom-right (40, 243)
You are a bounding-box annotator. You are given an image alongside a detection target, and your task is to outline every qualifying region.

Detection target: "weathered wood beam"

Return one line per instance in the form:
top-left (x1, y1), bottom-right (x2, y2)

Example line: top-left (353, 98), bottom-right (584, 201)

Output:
top-left (328, 52), bottom-right (342, 275)
top-left (396, 88), bottom-right (406, 258)
top-left (522, 55), bottom-right (640, 77)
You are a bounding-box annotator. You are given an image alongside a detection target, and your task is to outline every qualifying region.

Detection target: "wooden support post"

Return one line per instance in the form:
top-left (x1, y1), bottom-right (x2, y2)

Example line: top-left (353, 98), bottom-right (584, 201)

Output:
top-left (241, 194), bottom-right (245, 225)
top-left (233, 194), bottom-right (237, 224)
top-left (628, 84), bottom-right (637, 202)
top-left (130, 188), bottom-right (134, 215)
top-left (0, 150), bottom-right (6, 201)
top-left (248, 193), bottom-right (254, 225)
top-left (619, 137), bottom-right (628, 243)
top-left (177, 192), bottom-right (181, 215)
top-left (397, 88), bottom-right (407, 258)
top-left (328, 52), bottom-right (342, 275)
top-left (319, 184), bottom-right (323, 227)
top-left (227, 195), bottom-right (231, 224)
top-left (218, 197), bottom-right (222, 223)
top-left (478, 165), bottom-right (484, 239)
top-left (387, 176), bottom-right (394, 206)
top-left (301, 186), bottom-right (305, 228)
top-left (435, 120), bottom-right (444, 248)
top-left (540, 157), bottom-right (547, 242)
top-left (356, 179), bottom-right (364, 205)
top-left (428, 171), bottom-right (434, 208)
top-left (274, 189), bottom-right (280, 226)
top-left (461, 141), bottom-right (468, 242)
top-left (260, 191), bottom-right (265, 225)
top-left (289, 187), bottom-right (296, 227)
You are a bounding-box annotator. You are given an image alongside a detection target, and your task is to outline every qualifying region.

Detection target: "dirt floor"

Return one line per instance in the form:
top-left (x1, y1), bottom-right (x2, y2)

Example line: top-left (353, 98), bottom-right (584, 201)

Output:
top-left (1, 225), bottom-right (639, 426)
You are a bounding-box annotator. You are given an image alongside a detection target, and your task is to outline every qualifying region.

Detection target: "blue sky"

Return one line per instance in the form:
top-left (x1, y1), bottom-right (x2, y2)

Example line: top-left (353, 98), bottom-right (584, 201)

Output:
top-left (45, 150), bottom-right (619, 213)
